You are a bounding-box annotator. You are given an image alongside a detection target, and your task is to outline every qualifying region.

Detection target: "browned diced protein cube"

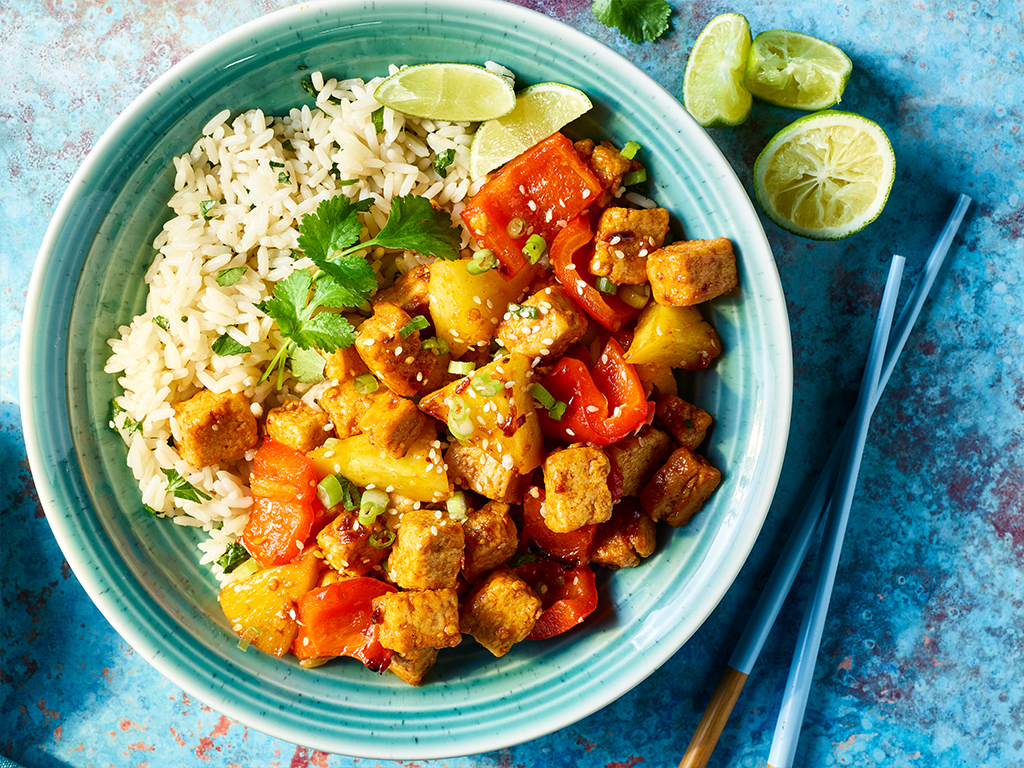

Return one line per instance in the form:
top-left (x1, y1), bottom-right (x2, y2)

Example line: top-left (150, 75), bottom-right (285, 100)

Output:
top-left (590, 499), bottom-right (658, 569)
top-left (495, 285), bottom-right (588, 361)
top-left (655, 394), bottom-right (714, 451)
top-left (590, 207), bottom-right (671, 285)
top-left (172, 389), bottom-right (258, 468)
top-left (354, 301), bottom-right (436, 397)
top-left (604, 426), bottom-right (674, 498)
top-left (588, 142), bottom-right (634, 207)
top-left (646, 237), bottom-right (739, 307)
top-left (387, 508), bottom-right (465, 590)
top-left (372, 588), bottom-right (461, 654)
top-left (373, 264), bottom-right (432, 316)
top-left (356, 389), bottom-right (429, 458)
top-left (459, 568), bottom-right (542, 657)
top-left (445, 442), bottom-right (531, 505)
top-left (322, 344), bottom-right (369, 383)
top-left (317, 382), bottom-right (380, 439)
top-left (388, 646), bottom-right (439, 686)
top-left (316, 509), bottom-right (390, 577)
top-left (640, 447), bottom-right (722, 527)
top-left (541, 443), bottom-right (613, 533)
top-left (462, 501), bottom-right (519, 583)
top-left (265, 399), bottom-right (333, 453)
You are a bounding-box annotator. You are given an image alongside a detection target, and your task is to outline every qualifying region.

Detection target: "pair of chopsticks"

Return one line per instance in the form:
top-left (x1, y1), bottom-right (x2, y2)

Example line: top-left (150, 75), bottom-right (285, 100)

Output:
top-left (680, 193), bottom-right (972, 768)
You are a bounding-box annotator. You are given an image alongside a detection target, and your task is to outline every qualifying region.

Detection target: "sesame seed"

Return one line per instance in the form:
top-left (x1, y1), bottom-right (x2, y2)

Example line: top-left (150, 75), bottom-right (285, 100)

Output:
top-left (501, 454), bottom-right (514, 469)
top-left (364, 338), bottom-right (375, 346)
top-left (386, 485), bottom-right (395, 492)
top-left (542, 338), bottom-right (554, 345)
top-left (545, 209), bottom-right (553, 223)
top-left (529, 487), bottom-right (540, 498)
top-left (539, 348), bottom-right (550, 356)
top-left (610, 236), bottom-right (621, 245)
top-left (565, 263), bottom-right (576, 271)
top-left (527, 200), bottom-right (537, 211)
top-left (334, 463), bottom-right (341, 473)
top-left (614, 249), bottom-right (625, 259)
top-left (586, 405), bottom-right (599, 413)
top-left (582, 189), bottom-right (591, 199)
top-left (473, 295), bottom-right (482, 304)
top-left (416, 372), bottom-right (423, 381)
top-left (638, 248), bottom-right (649, 258)
top-left (322, 423), bottom-right (333, 431)
top-left (366, 483), bottom-right (376, 489)
top-left (395, 346), bottom-right (403, 356)
top-left (566, 428), bottom-right (575, 436)
top-left (405, 355), bottom-right (415, 364)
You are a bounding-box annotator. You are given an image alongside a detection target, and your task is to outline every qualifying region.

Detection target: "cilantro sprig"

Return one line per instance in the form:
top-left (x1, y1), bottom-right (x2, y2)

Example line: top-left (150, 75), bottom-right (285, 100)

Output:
top-left (592, 0), bottom-right (671, 44)
top-left (257, 193), bottom-right (462, 387)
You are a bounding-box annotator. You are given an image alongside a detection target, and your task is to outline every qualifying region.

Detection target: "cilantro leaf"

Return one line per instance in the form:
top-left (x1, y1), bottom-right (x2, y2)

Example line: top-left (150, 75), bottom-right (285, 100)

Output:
top-left (289, 345), bottom-right (327, 383)
top-left (217, 267), bottom-right (247, 286)
top-left (217, 542), bottom-right (251, 574)
top-left (369, 194), bottom-right (462, 261)
top-left (433, 148), bottom-right (456, 179)
top-left (371, 106), bottom-right (385, 134)
top-left (308, 253), bottom-right (378, 308)
top-left (592, 0), bottom-right (671, 44)
top-left (153, 315), bottom-right (170, 330)
top-left (256, 270), bottom-right (313, 339)
top-left (297, 194), bottom-right (372, 263)
top-left (161, 468), bottom-right (212, 503)
top-left (293, 311), bottom-right (356, 353)
top-left (212, 332), bottom-right (251, 356)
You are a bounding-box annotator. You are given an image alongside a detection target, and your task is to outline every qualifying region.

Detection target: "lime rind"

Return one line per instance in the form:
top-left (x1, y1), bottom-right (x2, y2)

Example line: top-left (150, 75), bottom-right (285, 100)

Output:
top-left (683, 13), bottom-right (753, 128)
top-left (744, 30), bottom-right (853, 111)
top-left (753, 110), bottom-right (895, 240)
top-left (468, 82), bottom-right (592, 178)
top-left (374, 63), bottom-right (516, 122)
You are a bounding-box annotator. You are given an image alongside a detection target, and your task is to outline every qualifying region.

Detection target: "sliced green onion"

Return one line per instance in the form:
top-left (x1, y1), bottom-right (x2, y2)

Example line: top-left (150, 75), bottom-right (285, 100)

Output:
top-left (152, 315), bottom-right (170, 331)
top-left (471, 371), bottom-right (502, 398)
top-left (447, 395), bottom-right (475, 439)
top-left (595, 276), bottom-right (619, 295)
top-left (466, 249), bottom-right (497, 275)
top-left (369, 529), bottom-right (396, 549)
top-left (622, 168), bottom-right (647, 186)
top-left (354, 374), bottom-right (379, 394)
top-left (522, 233), bottom-right (547, 264)
top-left (448, 360), bottom-right (476, 376)
top-left (399, 315), bottom-right (429, 338)
top-left (448, 394), bottom-right (470, 421)
top-left (317, 474), bottom-right (360, 511)
top-left (506, 216), bottom-right (526, 238)
top-left (237, 625), bottom-right (261, 652)
top-left (446, 491), bottom-right (468, 523)
top-left (620, 140), bottom-right (641, 160)
top-left (508, 303), bottom-right (539, 320)
top-left (492, 346), bottom-right (510, 359)
top-left (231, 558), bottom-right (260, 582)
top-left (358, 489), bottom-right (389, 527)
top-left (548, 400), bottom-right (567, 421)
top-left (619, 283), bottom-right (651, 309)
top-left (529, 383), bottom-right (567, 420)
top-left (422, 337), bottom-right (450, 356)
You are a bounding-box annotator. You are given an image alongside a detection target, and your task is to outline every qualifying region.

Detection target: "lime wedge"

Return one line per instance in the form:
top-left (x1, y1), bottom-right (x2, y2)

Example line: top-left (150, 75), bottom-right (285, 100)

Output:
top-left (374, 63), bottom-right (516, 122)
top-left (468, 82), bottom-right (592, 178)
top-left (744, 30), bottom-right (853, 110)
top-left (683, 13), bottom-right (753, 128)
top-left (754, 111), bottom-right (895, 240)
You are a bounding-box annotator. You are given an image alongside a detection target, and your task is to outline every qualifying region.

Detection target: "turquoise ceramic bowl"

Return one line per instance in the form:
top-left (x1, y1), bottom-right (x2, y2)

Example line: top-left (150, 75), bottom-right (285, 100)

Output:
top-left (21, 0), bottom-right (792, 758)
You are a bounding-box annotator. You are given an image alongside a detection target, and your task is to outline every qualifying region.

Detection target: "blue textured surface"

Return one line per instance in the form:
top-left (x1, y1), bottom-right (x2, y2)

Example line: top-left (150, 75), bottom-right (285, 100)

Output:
top-left (2, 1), bottom-right (1022, 767)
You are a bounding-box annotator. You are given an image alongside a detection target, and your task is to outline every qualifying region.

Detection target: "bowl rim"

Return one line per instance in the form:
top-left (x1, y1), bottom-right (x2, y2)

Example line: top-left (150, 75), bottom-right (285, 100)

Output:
top-left (21, 0), bottom-right (793, 758)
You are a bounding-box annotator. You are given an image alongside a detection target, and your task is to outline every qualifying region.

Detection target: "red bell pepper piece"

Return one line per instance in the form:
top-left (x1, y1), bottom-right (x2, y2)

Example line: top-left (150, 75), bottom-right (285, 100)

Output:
top-left (520, 488), bottom-right (596, 567)
top-left (514, 559), bottom-right (599, 640)
top-left (292, 578), bottom-right (397, 672)
top-left (538, 337), bottom-right (654, 446)
top-left (549, 214), bottom-right (640, 331)
top-left (461, 132), bottom-right (604, 277)
top-left (242, 440), bottom-right (321, 567)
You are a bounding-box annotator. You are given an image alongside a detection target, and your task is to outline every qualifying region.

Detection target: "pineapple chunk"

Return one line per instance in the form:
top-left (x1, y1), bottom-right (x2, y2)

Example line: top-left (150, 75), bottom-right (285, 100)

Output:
top-left (218, 547), bottom-right (324, 658)
top-left (308, 424), bottom-right (450, 503)
top-left (623, 302), bottom-right (722, 370)
top-left (428, 259), bottom-right (536, 357)
top-left (419, 352), bottom-right (544, 475)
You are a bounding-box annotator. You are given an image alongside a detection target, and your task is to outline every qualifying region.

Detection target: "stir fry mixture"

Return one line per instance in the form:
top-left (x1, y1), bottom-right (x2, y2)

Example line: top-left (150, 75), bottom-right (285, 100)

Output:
top-left (111, 76), bottom-right (738, 684)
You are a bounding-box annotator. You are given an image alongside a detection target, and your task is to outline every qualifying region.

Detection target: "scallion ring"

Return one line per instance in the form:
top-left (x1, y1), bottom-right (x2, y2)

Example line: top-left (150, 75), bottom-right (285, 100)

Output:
top-left (622, 168), bottom-right (647, 186)
top-left (399, 315), bottom-right (429, 338)
top-left (506, 216), bottom-right (526, 238)
top-left (369, 529), bottom-right (396, 549)
top-left (448, 360), bottom-right (476, 376)
top-left (446, 491), bottom-right (468, 522)
top-left (358, 488), bottom-right (389, 526)
top-left (471, 371), bottom-right (502, 398)
top-left (354, 374), bottom-right (379, 394)
top-left (620, 140), bottom-right (641, 159)
top-left (522, 233), bottom-right (547, 264)
top-left (466, 249), bottom-right (497, 275)
top-left (422, 337), bottom-right (450, 356)
top-left (595, 276), bottom-right (618, 295)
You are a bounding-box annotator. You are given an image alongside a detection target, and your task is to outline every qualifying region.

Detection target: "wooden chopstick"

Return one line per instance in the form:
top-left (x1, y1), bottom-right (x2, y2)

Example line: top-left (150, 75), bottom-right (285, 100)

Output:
top-left (678, 193), bottom-right (972, 768)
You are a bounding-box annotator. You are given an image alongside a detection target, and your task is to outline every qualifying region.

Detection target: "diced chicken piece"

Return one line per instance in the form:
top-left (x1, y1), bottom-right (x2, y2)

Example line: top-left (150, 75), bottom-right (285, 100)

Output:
top-left (316, 509), bottom-right (390, 577)
top-left (462, 501), bottom-right (519, 583)
top-left (387, 508), bottom-right (465, 590)
top-left (634, 362), bottom-right (678, 398)
top-left (655, 394), bottom-right (714, 451)
top-left (372, 588), bottom-right (461, 654)
top-left (541, 443), bottom-right (613, 533)
top-left (647, 237), bottom-right (739, 306)
top-left (357, 389), bottom-right (429, 458)
top-left (318, 382), bottom-right (379, 439)
top-left (590, 207), bottom-right (670, 285)
top-left (605, 426), bottom-right (674, 498)
top-left (373, 264), bottom-right (431, 316)
top-left (495, 285), bottom-right (588, 360)
top-left (265, 399), bottom-right (333, 453)
top-left (172, 389), bottom-right (258, 468)
top-left (460, 568), bottom-right (542, 657)
top-left (588, 141), bottom-right (635, 207)
top-left (590, 499), bottom-right (658, 569)
top-left (445, 441), bottom-right (531, 505)
top-left (323, 344), bottom-right (369, 384)
top-left (354, 301), bottom-right (436, 397)
top-left (640, 447), bottom-right (722, 527)
top-left (388, 647), bottom-right (439, 686)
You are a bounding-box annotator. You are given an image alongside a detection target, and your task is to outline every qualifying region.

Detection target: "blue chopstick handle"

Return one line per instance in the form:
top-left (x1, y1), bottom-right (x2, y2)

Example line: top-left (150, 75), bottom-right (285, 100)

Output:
top-left (767, 255), bottom-right (905, 768)
top-left (727, 193), bottom-right (972, 676)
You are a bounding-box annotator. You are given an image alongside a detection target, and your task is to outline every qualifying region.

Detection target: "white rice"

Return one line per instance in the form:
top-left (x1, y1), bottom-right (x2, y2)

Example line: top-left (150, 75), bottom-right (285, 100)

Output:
top-left (105, 68), bottom-right (485, 581)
